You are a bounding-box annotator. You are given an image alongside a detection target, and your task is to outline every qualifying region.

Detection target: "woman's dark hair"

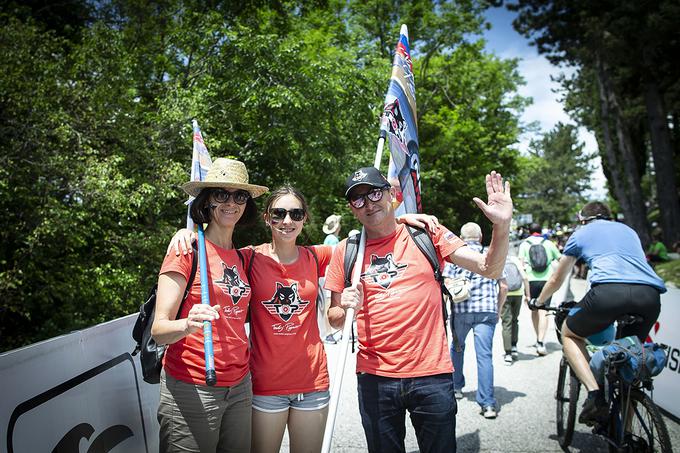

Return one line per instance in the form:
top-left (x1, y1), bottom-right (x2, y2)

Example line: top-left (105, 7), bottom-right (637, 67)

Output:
top-left (263, 185), bottom-right (312, 223)
top-left (189, 188), bottom-right (258, 226)
top-left (578, 201), bottom-right (612, 223)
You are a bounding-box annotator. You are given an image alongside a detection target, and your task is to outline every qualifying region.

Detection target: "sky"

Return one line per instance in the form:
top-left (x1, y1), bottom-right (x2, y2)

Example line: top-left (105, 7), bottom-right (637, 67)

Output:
top-left (481, 7), bottom-right (608, 199)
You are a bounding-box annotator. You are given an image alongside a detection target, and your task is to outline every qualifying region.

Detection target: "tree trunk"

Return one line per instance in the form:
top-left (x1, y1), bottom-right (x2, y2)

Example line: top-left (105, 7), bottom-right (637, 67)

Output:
top-left (595, 54), bottom-right (651, 246)
top-left (643, 79), bottom-right (680, 246)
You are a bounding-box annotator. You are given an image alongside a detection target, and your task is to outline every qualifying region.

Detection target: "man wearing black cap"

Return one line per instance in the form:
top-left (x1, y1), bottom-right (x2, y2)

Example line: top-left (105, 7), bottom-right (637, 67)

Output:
top-left (324, 166), bottom-right (513, 453)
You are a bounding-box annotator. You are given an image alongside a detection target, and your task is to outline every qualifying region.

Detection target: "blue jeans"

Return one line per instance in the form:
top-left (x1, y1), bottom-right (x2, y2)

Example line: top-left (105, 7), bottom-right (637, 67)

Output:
top-left (450, 311), bottom-right (497, 408)
top-left (357, 373), bottom-right (457, 453)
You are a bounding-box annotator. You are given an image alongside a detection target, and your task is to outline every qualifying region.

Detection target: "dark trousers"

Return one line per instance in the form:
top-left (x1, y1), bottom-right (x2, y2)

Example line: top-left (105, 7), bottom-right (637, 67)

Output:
top-left (501, 295), bottom-right (523, 353)
top-left (357, 372), bottom-right (457, 453)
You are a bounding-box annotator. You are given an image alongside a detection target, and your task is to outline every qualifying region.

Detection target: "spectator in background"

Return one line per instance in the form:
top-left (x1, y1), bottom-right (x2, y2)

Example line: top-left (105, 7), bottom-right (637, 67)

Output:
top-left (518, 223), bottom-right (561, 356)
top-left (444, 222), bottom-right (506, 419)
top-left (499, 253), bottom-right (530, 365)
top-left (322, 214), bottom-right (342, 246)
top-left (647, 229), bottom-right (670, 264)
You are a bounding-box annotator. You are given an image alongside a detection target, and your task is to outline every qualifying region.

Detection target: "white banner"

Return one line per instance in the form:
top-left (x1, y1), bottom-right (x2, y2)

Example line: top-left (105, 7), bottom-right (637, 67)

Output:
top-left (648, 286), bottom-right (680, 419)
top-left (0, 315), bottom-right (159, 453)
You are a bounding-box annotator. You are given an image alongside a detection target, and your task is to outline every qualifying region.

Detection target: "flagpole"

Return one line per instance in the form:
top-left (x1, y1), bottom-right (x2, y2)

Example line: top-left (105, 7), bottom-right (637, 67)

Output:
top-left (322, 24), bottom-right (415, 451)
top-left (197, 224), bottom-right (217, 386)
top-left (321, 134), bottom-right (386, 453)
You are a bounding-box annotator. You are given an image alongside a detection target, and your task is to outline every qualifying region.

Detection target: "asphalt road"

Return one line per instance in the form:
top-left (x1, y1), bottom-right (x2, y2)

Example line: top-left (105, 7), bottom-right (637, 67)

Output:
top-left (284, 276), bottom-right (680, 452)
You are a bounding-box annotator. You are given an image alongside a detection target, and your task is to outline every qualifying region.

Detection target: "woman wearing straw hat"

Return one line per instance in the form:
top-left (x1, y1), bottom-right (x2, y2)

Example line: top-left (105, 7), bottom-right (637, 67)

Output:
top-left (322, 214), bottom-right (342, 246)
top-left (152, 158), bottom-right (268, 453)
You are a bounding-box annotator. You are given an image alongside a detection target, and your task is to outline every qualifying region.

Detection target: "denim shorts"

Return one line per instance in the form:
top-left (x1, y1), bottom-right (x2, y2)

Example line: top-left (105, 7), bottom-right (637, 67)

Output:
top-left (252, 390), bottom-right (330, 413)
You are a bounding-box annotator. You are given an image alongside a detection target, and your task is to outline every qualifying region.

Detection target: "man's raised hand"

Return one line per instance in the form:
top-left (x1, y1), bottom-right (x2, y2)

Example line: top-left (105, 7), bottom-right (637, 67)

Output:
top-left (472, 171), bottom-right (512, 226)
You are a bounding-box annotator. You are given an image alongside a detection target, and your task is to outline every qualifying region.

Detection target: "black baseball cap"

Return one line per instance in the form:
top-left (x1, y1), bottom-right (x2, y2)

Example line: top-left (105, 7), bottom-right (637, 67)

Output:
top-left (344, 167), bottom-right (391, 198)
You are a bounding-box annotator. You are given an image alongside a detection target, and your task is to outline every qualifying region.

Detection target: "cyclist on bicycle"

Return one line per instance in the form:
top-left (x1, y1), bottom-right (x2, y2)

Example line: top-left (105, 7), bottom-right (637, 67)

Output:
top-left (529, 201), bottom-right (665, 425)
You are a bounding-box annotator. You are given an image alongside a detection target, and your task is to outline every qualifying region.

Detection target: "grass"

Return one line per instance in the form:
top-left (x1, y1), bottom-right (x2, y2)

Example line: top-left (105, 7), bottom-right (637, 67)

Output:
top-left (654, 259), bottom-right (680, 288)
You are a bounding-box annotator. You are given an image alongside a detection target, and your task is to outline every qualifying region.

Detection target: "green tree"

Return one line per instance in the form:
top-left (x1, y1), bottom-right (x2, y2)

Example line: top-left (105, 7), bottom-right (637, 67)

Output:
top-left (509, 0), bottom-right (680, 247)
top-left (0, 0), bottom-right (527, 350)
top-left (515, 123), bottom-right (593, 226)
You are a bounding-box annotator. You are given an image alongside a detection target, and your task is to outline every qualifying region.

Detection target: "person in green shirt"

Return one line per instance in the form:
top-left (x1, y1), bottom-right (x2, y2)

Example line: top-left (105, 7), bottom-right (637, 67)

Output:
top-left (647, 229), bottom-right (669, 263)
top-left (517, 223), bottom-right (561, 356)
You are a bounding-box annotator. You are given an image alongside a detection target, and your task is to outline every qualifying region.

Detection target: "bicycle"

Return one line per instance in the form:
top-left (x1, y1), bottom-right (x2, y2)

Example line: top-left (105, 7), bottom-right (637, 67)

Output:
top-left (533, 301), bottom-right (672, 453)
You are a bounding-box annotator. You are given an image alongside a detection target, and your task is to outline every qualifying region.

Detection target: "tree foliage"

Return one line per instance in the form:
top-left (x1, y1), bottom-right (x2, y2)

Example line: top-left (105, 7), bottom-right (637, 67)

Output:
top-left (514, 123), bottom-right (593, 226)
top-left (508, 0), bottom-right (680, 247)
top-left (0, 0), bottom-right (526, 350)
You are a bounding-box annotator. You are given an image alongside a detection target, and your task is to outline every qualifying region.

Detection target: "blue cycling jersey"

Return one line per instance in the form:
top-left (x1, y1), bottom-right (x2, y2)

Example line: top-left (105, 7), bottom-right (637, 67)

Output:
top-left (563, 220), bottom-right (666, 293)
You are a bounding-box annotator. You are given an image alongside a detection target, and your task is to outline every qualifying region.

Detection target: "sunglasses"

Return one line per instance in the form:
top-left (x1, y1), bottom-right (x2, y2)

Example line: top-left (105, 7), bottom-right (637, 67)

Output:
top-left (270, 207), bottom-right (306, 222)
top-left (212, 189), bottom-right (250, 205)
top-left (348, 187), bottom-right (388, 209)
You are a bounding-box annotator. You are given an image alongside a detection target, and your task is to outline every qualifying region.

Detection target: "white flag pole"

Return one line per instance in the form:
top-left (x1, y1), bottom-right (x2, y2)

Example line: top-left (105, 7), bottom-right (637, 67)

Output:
top-left (321, 135), bottom-right (386, 453)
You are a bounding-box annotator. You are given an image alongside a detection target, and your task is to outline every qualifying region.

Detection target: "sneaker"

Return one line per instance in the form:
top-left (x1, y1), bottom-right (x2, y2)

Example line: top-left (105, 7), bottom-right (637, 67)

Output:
top-left (511, 346), bottom-right (518, 359)
top-left (454, 389), bottom-right (464, 400)
top-left (504, 353), bottom-right (513, 366)
top-left (536, 342), bottom-right (547, 356)
top-left (578, 394), bottom-right (608, 426)
top-left (482, 406), bottom-right (497, 419)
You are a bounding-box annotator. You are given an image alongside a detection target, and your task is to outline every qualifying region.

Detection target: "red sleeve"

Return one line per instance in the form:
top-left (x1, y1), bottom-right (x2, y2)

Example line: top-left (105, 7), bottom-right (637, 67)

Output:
top-left (432, 225), bottom-right (467, 261)
top-left (323, 240), bottom-right (348, 294)
top-left (311, 245), bottom-right (333, 277)
top-left (159, 251), bottom-right (193, 281)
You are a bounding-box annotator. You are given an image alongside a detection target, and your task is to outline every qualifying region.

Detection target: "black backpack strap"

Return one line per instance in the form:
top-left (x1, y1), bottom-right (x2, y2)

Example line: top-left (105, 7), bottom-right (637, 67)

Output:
top-left (305, 246), bottom-right (320, 280)
top-left (405, 226), bottom-right (462, 352)
top-left (342, 234), bottom-right (362, 352)
top-left (343, 232), bottom-right (361, 288)
top-left (176, 242), bottom-right (199, 320)
top-left (304, 246), bottom-right (322, 313)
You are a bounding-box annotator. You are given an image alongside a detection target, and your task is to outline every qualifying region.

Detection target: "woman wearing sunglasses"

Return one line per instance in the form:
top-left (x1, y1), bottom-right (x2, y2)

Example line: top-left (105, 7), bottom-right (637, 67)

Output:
top-left (168, 183), bottom-right (438, 453)
top-left (153, 158), bottom-right (268, 453)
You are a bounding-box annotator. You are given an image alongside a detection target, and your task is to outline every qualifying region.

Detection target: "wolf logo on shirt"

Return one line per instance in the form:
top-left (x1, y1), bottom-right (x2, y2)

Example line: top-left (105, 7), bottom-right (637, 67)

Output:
top-left (262, 282), bottom-right (309, 322)
top-left (362, 253), bottom-right (407, 289)
top-left (214, 263), bottom-right (250, 305)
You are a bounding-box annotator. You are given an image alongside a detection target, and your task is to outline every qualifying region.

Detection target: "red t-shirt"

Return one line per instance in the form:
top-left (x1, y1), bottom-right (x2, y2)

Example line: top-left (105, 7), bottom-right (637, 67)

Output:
top-left (324, 224), bottom-right (466, 378)
top-left (159, 240), bottom-right (251, 386)
top-left (247, 244), bottom-right (332, 395)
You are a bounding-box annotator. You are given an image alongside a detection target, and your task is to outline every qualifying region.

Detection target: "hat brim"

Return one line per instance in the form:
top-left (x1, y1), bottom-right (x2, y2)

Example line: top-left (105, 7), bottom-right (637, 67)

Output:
top-left (182, 181), bottom-right (269, 198)
top-left (323, 224), bottom-right (339, 234)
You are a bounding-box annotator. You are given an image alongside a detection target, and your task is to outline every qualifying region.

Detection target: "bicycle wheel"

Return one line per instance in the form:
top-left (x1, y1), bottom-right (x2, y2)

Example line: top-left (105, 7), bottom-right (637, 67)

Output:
top-left (608, 388), bottom-right (672, 453)
top-left (555, 356), bottom-right (580, 448)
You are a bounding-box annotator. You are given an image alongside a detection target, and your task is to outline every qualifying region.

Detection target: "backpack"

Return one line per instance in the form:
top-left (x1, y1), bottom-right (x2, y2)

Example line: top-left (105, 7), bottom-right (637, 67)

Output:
top-left (589, 335), bottom-right (667, 386)
top-left (132, 243), bottom-right (198, 384)
top-left (343, 225), bottom-right (462, 352)
top-left (132, 244), bottom-right (249, 384)
top-left (527, 238), bottom-right (549, 272)
top-left (504, 259), bottom-right (523, 291)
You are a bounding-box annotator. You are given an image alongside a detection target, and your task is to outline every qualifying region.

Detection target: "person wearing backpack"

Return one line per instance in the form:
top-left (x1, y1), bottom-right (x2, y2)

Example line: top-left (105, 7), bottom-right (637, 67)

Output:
top-left (324, 167), bottom-right (512, 453)
top-left (152, 158), bottom-right (268, 453)
top-left (518, 223), bottom-right (561, 356)
top-left (499, 254), bottom-right (530, 365)
top-left (530, 201), bottom-right (665, 425)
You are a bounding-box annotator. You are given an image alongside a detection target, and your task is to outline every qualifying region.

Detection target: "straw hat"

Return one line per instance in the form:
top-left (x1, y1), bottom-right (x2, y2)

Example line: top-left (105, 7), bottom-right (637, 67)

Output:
top-left (323, 214), bottom-right (342, 234)
top-left (182, 158), bottom-right (269, 198)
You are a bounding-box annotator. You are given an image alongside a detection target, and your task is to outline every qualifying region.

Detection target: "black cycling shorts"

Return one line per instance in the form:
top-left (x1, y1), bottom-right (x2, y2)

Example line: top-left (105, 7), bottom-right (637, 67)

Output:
top-left (566, 283), bottom-right (661, 341)
top-left (529, 280), bottom-right (552, 305)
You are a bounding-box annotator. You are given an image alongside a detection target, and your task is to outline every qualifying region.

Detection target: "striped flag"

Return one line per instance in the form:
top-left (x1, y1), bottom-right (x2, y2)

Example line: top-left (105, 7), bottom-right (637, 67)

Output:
top-left (381, 24), bottom-right (422, 215)
top-left (186, 120), bottom-right (212, 229)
